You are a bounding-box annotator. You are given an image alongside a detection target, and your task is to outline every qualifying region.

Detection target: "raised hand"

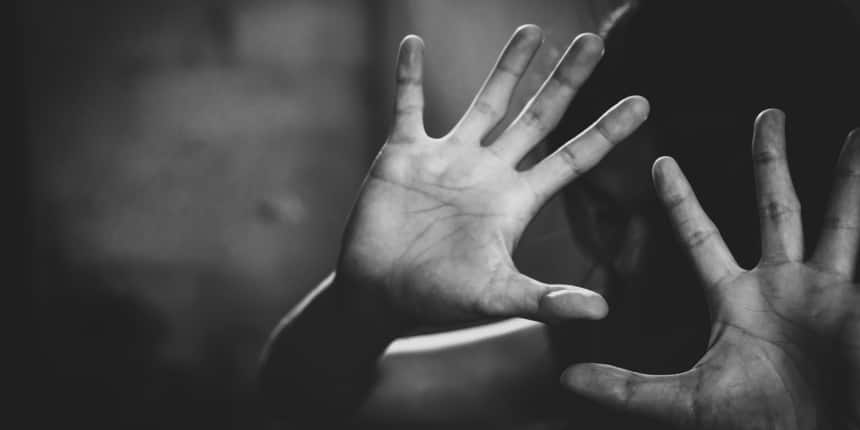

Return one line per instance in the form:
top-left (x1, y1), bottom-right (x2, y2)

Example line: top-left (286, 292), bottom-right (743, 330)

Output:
top-left (562, 110), bottom-right (860, 429)
top-left (338, 25), bottom-right (649, 324)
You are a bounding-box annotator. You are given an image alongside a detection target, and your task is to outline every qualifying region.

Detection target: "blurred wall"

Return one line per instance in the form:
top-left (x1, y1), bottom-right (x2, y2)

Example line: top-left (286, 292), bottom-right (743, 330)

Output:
top-left (26, 1), bottom-right (612, 428)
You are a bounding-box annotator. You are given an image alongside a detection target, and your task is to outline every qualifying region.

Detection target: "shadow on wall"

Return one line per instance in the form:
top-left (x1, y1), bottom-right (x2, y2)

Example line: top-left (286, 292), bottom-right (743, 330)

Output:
top-left (27, 0), bottom-right (612, 428)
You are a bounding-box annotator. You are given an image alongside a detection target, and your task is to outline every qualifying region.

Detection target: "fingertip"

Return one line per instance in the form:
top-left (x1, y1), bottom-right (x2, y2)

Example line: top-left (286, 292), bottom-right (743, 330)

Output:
top-left (539, 288), bottom-right (608, 320)
top-left (573, 32), bottom-right (605, 56)
top-left (625, 95), bottom-right (650, 120)
top-left (401, 34), bottom-right (424, 49)
top-left (755, 107), bottom-right (785, 126)
top-left (397, 35), bottom-right (424, 78)
top-left (651, 156), bottom-right (680, 193)
top-left (561, 364), bottom-right (639, 407)
top-left (514, 24), bottom-right (544, 43)
top-left (559, 364), bottom-right (583, 388)
top-left (651, 155), bottom-right (676, 177)
top-left (564, 365), bottom-right (692, 424)
top-left (579, 290), bottom-right (609, 319)
top-left (753, 108), bottom-right (786, 146)
top-left (848, 127), bottom-right (860, 145)
top-left (841, 127), bottom-right (860, 162)
top-left (586, 292), bottom-right (609, 319)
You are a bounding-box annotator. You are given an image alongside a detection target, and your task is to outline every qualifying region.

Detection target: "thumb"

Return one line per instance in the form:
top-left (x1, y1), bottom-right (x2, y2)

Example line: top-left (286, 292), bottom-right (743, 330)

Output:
top-left (502, 272), bottom-right (608, 322)
top-left (561, 363), bottom-right (696, 426)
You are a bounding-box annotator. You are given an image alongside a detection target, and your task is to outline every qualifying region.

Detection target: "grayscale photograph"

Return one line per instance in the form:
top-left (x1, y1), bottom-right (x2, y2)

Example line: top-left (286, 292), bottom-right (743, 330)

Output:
top-left (25, 0), bottom-right (860, 428)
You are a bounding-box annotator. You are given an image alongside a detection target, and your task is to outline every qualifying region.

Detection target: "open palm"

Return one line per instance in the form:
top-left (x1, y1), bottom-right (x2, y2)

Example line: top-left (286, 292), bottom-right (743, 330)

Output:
top-left (338, 26), bottom-right (648, 324)
top-left (564, 110), bottom-right (860, 428)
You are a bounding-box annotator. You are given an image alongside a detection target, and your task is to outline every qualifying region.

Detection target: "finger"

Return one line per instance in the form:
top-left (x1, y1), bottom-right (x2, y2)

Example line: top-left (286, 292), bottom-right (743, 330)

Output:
top-left (486, 272), bottom-right (608, 322)
top-left (524, 95), bottom-right (648, 199)
top-left (391, 35), bottom-right (425, 140)
top-left (493, 33), bottom-right (604, 163)
top-left (454, 25), bottom-right (543, 142)
top-left (752, 109), bottom-right (803, 263)
top-left (652, 157), bottom-right (741, 286)
top-left (561, 363), bottom-right (696, 427)
top-left (812, 129), bottom-right (860, 276)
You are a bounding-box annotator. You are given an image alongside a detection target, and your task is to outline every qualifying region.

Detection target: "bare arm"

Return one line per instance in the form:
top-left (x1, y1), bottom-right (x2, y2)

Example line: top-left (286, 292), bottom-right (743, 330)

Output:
top-left (260, 274), bottom-right (570, 428)
top-left (258, 273), bottom-right (401, 425)
top-left (357, 318), bottom-right (562, 429)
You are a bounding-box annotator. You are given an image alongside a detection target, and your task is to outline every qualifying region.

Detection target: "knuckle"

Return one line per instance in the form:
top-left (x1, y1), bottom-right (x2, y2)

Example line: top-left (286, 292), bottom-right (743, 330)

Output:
top-left (758, 198), bottom-right (800, 223)
top-left (822, 216), bottom-right (859, 232)
top-left (519, 109), bottom-right (548, 133)
top-left (684, 228), bottom-right (718, 249)
top-left (593, 120), bottom-right (614, 144)
top-left (835, 167), bottom-right (860, 183)
top-left (495, 61), bottom-right (523, 80)
top-left (552, 66), bottom-right (583, 92)
top-left (621, 375), bottom-right (638, 405)
top-left (752, 148), bottom-right (784, 166)
top-left (662, 191), bottom-right (688, 210)
top-left (473, 99), bottom-right (504, 121)
top-left (395, 74), bottom-right (422, 87)
top-left (557, 147), bottom-right (585, 176)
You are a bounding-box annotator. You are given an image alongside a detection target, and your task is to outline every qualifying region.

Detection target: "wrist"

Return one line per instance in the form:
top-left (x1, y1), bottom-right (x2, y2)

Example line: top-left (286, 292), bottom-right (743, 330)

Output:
top-left (258, 273), bottom-right (410, 422)
top-left (331, 270), bottom-right (414, 341)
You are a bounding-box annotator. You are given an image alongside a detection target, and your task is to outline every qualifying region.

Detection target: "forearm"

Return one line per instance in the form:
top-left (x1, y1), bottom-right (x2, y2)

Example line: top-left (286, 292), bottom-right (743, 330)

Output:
top-left (355, 319), bottom-right (569, 429)
top-left (260, 278), bottom-right (572, 427)
top-left (258, 272), bottom-right (406, 426)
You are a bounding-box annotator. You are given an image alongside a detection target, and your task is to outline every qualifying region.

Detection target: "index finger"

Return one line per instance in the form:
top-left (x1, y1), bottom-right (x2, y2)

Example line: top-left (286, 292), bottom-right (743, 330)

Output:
top-left (652, 157), bottom-right (741, 287)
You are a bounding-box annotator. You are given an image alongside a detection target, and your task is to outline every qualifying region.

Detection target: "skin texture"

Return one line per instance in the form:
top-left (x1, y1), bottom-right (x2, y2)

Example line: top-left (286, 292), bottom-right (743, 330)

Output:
top-left (337, 25), bottom-right (649, 326)
top-left (562, 110), bottom-right (860, 429)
